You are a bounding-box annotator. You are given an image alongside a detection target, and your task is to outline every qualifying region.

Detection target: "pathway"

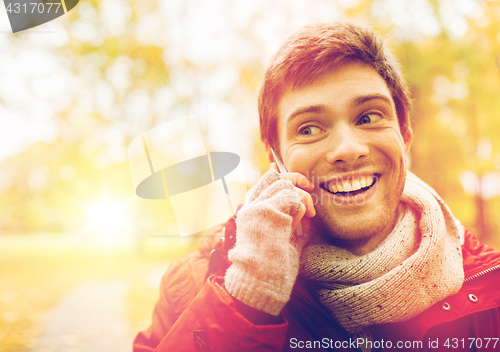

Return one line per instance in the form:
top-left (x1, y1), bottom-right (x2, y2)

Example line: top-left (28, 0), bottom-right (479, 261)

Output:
top-left (30, 266), bottom-right (167, 352)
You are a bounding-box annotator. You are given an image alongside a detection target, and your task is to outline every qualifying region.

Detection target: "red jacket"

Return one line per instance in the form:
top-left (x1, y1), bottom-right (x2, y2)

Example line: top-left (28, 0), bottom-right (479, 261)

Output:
top-left (133, 222), bottom-right (500, 352)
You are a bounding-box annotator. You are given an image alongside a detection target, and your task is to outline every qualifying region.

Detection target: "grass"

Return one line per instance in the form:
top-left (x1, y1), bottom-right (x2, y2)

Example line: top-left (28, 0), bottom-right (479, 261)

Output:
top-left (0, 237), bottom-right (198, 352)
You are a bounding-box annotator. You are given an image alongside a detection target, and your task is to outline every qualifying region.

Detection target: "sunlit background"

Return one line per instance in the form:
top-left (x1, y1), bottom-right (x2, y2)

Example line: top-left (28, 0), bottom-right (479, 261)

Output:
top-left (2, 0), bottom-right (500, 351)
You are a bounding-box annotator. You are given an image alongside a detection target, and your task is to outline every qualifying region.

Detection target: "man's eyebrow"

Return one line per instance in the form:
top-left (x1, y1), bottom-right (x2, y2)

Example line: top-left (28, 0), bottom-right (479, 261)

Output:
top-left (286, 105), bottom-right (327, 124)
top-left (285, 94), bottom-right (394, 123)
top-left (352, 93), bottom-right (394, 107)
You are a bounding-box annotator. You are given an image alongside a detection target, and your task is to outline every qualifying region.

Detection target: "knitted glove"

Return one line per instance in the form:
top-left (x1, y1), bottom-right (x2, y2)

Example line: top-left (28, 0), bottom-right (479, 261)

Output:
top-left (224, 170), bottom-right (311, 316)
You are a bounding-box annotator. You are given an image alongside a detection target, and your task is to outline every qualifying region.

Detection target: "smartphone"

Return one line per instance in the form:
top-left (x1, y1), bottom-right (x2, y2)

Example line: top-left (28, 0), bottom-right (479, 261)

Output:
top-left (270, 148), bottom-right (303, 237)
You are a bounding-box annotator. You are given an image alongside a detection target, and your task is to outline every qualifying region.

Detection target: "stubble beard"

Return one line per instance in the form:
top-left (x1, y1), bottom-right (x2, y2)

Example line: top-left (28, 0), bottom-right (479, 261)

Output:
top-left (310, 169), bottom-right (407, 250)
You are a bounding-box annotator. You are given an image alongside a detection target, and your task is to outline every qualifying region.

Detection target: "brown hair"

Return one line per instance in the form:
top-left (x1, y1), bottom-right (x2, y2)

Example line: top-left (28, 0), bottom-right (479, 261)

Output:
top-left (258, 20), bottom-right (412, 156)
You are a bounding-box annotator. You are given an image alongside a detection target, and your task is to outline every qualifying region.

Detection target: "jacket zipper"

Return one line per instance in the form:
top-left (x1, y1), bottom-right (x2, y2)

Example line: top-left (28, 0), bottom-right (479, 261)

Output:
top-left (464, 264), bottom-right (500, 283)
top-left (292, 291), bottom-right (319, 311)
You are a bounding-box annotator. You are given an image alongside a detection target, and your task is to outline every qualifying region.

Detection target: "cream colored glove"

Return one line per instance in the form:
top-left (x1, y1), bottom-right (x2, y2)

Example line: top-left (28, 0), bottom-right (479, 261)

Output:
top-left (224, 170), bottom-right (310, 316)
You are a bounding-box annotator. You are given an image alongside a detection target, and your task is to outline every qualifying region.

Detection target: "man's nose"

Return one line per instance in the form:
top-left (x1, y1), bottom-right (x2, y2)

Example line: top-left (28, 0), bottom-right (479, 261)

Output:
top-left (324, 125), bottom-right (369, 165)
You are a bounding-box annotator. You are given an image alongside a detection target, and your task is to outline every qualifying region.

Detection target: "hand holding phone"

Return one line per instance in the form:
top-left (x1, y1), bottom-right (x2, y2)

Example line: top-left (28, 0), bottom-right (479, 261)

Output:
top-left (225, 162), bottom-right (314, 316)
top-left (270, 148), bottom-right (316, 235)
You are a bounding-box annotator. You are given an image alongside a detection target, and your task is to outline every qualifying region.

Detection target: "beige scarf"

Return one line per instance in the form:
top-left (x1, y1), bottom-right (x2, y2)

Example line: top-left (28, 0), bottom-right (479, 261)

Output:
top-left (299, 172), bottom-right (465, 334)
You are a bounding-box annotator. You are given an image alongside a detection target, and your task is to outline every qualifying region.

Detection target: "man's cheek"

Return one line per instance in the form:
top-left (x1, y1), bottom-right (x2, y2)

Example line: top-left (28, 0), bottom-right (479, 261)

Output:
top-left (375, 135), bottom-right (407, 164)
top-left (286, 150), bottom-right (316, 173)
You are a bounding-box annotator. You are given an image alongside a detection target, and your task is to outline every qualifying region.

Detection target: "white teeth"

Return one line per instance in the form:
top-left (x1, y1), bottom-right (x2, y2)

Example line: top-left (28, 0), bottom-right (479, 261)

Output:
top-left (325, 175), bottom-right (376, 194)
top-left (360, 178), bottom-right (367, 188)
top-left (352, 179), bottom-right (361, 191)
top-left (367, 176), bottom-right (374, 187)
top-left (342, 180), bottom-right (352, 192)
top-left (329, 183), bottom-right (339, 193)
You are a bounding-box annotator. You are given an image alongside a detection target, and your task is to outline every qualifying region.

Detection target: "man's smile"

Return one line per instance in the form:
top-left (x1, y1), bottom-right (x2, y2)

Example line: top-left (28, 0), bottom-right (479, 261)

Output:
top-left (318, 174), bottom-right (379, 197)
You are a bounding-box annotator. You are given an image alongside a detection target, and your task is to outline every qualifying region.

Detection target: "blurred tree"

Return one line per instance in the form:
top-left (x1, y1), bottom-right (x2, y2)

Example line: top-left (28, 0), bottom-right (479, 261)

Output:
top-left (1, 0), bottom-right (500, 248)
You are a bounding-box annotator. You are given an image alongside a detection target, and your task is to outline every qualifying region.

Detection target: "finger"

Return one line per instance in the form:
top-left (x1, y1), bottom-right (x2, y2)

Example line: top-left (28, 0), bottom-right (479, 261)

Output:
top-left (269, 162), bottom-right (279, 172)
top-left (295, 188), bottom-right (316, 218)
top-left (280, 172), bottom-right (315, 192)
top-left (291, 202), bottom-right (306, 229)
top-left (292, 217), bottom-right (311, 248)
top-left (301, 216), bottom-right (311, 233)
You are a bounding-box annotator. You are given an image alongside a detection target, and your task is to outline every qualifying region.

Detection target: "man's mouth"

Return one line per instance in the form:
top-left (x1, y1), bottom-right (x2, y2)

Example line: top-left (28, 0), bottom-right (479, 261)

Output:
top-left (319, 174), bottom-right (379, 196)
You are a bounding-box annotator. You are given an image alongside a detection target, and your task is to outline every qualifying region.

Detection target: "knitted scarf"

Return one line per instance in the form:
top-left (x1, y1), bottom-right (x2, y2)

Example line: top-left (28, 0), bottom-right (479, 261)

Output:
top-left (299, 172), bottom-right (465, 334)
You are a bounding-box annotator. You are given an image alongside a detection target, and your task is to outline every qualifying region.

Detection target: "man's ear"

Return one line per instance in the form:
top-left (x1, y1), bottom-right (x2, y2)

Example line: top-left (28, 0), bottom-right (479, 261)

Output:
top-left (403, 126), bottom-right (413, 154)
top-left (265, 144), bottom-right (274, 164)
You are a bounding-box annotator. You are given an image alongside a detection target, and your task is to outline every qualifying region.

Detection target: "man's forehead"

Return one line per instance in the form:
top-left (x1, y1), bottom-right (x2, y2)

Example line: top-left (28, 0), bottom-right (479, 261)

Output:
top-left (278, 62), bottom-right (395, 123)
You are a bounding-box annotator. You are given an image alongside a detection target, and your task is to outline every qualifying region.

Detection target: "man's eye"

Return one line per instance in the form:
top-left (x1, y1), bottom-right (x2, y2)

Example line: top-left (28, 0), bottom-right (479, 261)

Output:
top-left (298, 126), bottom-right (321, 136)
top-left (357, 113), bottom-right (382, 125)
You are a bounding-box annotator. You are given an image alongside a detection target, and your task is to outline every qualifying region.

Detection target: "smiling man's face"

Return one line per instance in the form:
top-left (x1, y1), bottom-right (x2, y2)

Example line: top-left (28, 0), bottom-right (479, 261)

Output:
top-left (275, 61), bottom-right (412, 252)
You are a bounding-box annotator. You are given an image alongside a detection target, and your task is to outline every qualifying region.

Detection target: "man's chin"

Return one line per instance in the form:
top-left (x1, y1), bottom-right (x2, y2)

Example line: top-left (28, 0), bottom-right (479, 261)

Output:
top-left (312, 220), bottom-right (382, 244)
top-left (311, 205), bottom-right (399, 250)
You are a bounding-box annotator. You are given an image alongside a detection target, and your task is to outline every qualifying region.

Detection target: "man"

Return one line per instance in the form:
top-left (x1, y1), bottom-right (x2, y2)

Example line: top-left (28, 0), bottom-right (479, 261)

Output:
top-left (134, 20), bottom-right (500, 352)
